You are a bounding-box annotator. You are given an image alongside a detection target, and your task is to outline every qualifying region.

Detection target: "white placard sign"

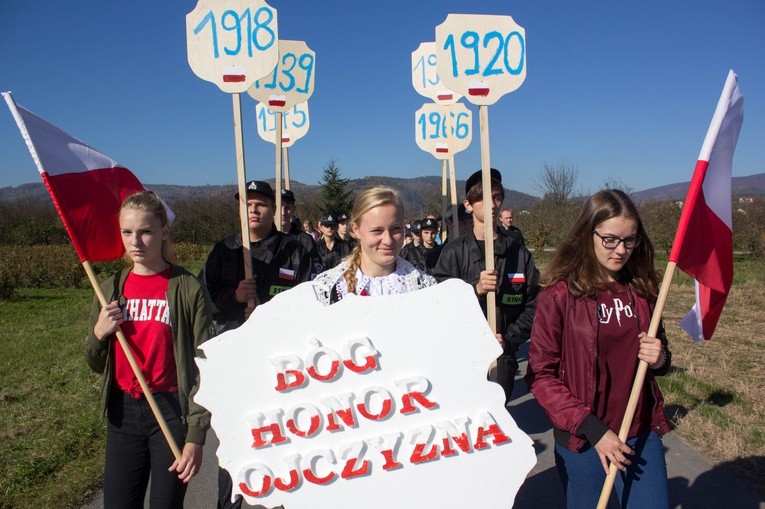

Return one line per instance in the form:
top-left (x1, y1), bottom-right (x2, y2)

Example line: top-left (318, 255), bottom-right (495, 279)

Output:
top-left (255, 101), bottom-right (310, 148)
top-left (248, 40), bottom-right (316, 111)
top-left (186, 0), bottom-right (279, 93)
top-left (435, 14), bottom-right (526, 105)
top-left (414, 102), bottom-right (472, 160)
top-left (196, 279), bottom-right (535, 508)
top-left (411, 42), bottom-right (462, 105)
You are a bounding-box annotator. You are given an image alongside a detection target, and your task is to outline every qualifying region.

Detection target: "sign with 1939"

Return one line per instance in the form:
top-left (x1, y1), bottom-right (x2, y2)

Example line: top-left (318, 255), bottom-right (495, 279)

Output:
top-left (248, 40), bottom-right (316, 112)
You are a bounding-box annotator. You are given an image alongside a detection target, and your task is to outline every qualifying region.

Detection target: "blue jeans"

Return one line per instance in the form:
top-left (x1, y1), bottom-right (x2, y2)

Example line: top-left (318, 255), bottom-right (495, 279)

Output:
top-left (104, 390), bottom-right (187, 509)
top-left (554, 431), bottom-right (669, 509)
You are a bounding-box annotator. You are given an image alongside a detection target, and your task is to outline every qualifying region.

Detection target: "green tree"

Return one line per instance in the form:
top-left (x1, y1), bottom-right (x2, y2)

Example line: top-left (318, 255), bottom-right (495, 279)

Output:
top-left (318, 158), bottom-right (354, 216)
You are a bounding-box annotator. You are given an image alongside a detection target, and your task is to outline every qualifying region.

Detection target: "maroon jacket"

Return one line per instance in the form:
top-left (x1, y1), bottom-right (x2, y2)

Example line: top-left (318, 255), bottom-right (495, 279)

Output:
top-left (525, 279), bottom-right (672, 451)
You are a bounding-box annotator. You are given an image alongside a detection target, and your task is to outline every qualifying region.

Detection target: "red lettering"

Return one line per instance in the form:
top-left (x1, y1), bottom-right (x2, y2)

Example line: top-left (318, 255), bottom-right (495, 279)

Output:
top-left (275, 370), bottom-right (306, 392)
top-left (343, 354), bottom-right (377, 373)
top-left (251, 422), bottom-right (288, 448)
top-left (286, 414), bottom-right (321, 438)
top-left (474, 424), bottom-right (511, 450)
top-left (307, 360), bottom-right (341, 381)
top-left (273, 469), bottom-right (300, 492)
top-left (325, 406), bottom-right (356, 432)
top-left (400, 391), bottom-right (438, 414)
top-left (441, 432), bottom-right (472, 457)
top-left (410, 442), bottom-right (440, 464)
top-left (303, 467), bottom-right (336, 485)
top-left (239, 476), bottom-right (271, 498)
top-left (357, 397), bottom-right (392, 421)
top-left (380, 449), bottom-right (403, 470)
top-left (340, 455), bottom-right (370, 479)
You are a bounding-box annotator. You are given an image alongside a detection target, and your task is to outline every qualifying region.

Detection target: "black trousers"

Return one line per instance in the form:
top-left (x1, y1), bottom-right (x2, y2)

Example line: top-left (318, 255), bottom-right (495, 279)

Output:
top-left (104, 390), bottom-right (187, 509)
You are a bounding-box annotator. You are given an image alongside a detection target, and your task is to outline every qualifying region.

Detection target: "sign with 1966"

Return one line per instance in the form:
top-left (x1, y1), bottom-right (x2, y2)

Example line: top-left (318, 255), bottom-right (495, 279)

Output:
top-left (186, 0), bottom-right (279, 93)
top-left (414, 102), bottom-right (472, 160)
top-left (248, 40), bottom-right (315, 112)
top-left (435, 14), bottom-right (526, 106)
top-left (411, 42), bottom-right (462, 105)
top-left (255, 102), bottom-right (310, 148)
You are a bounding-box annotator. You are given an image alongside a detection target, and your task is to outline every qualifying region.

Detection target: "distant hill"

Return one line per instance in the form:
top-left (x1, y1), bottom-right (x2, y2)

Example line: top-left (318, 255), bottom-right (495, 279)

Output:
top-left (631, 172), bottom-right (765, 203)
top-left (2, 173), bottom-right (763, 209)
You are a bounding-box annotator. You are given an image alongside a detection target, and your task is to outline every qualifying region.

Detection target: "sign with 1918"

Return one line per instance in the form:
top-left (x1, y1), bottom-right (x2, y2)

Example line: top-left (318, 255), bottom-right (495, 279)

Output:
top-left (186, 0), bottom-right (279, 93)
top-left (414, 102), bottom-right (472, 160)
top-left (435, 14), bottom-right (526, 106)
top-left (255, 102), bottom-right (310, 148)
top-left (248, 40), bottom-right (315, 112)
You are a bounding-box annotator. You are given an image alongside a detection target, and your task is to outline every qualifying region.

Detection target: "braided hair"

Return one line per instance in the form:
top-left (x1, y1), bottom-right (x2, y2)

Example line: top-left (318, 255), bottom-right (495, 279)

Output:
top-left (341, 186), bottom-right (405, 294)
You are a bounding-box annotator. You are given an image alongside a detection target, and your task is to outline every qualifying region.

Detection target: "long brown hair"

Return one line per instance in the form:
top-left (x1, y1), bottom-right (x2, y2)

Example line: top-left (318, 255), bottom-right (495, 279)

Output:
top-left (119, 190), bottom-right (175, 264)
top-left (343, 186), bottom-right (405, 294)
top-left (543, 189), bottom-right (658, 299)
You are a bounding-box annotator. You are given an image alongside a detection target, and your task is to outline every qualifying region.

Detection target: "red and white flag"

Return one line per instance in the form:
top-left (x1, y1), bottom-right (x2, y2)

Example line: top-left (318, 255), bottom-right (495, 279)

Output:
top-left (668, 70), bottom-right (744, 342)
top-left (3, 92), bottom-right (145, 262)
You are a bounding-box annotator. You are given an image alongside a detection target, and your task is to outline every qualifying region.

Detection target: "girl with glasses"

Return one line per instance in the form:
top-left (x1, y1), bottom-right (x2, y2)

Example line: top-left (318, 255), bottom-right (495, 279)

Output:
top-left (525, 189), bottom-right (671, 508)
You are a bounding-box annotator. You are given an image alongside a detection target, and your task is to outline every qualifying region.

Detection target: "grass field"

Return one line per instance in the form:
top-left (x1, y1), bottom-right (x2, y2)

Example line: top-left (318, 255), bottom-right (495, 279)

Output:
top-left (0, 256), bottom-right (762, 507)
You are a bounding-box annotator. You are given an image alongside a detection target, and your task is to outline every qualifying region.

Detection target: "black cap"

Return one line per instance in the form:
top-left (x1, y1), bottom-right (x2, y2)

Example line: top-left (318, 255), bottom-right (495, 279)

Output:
top-left (319, 214), bottom-right (338, 226)
top-left (235, 180), bottom-right (275, 201)
top-left (281, 189), bottom-right (296, 203)
top-left (421, 217), bottom-right (438, 230)
top-left (337, 213), bottom-right (349, 222)
top-left (465, 168), bottom-right (502, 195)
top-left (446, 203), bottom-right (472, 221)
top-left (411, 219), bottom-right (422, 234)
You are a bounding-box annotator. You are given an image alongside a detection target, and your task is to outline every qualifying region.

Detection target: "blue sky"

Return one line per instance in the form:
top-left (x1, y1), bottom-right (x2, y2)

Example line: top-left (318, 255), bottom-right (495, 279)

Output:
top-left (1, 0), bottom-right (762, 197)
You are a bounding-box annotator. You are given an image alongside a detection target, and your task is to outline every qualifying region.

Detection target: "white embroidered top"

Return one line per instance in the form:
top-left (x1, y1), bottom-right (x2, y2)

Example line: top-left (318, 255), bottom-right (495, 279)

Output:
top-left (311, 257), bottom-right (437, 306)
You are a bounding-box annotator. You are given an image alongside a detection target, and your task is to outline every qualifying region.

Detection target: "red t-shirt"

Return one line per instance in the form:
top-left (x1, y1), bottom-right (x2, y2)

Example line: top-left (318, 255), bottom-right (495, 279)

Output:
top-left (593, 283), bottom-right (653, 437)
top-left (115, 269), bottom-right (178, 398)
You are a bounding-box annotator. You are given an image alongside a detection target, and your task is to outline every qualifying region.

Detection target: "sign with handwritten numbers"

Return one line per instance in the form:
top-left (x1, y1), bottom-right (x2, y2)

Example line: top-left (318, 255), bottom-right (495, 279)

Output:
top-left (186, 0), bottom-right (279, 93)
top-left (255, 101), bottom-right (310, 148)
top-left (411, 42), bottom-right (462, 106)
top-left (435, 14), bottom-right (526, 106)
top-left (414, 103), bottom-right (472, 160)
top-left (247, 40), bottom-right (316, 112)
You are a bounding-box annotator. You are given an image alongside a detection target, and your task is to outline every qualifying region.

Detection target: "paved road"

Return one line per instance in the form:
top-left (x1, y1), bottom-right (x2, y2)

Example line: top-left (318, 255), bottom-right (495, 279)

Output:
top-left (83, 344), bottom-right (764, 508)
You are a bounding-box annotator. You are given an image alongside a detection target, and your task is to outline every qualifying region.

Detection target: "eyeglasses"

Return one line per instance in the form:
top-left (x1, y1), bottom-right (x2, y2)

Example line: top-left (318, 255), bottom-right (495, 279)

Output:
top-left (592, 230), bottom-right (641, 250)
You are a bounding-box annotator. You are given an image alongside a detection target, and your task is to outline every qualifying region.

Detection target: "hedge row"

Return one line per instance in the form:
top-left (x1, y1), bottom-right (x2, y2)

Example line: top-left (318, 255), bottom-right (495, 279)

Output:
top-left (0, 243), bottom-right (209, 299)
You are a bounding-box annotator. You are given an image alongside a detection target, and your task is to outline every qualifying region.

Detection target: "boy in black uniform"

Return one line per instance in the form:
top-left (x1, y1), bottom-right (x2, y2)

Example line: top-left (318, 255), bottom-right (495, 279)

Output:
top-left (281, 188), bottom-right (323, 278)
top-left (336, 212), bottom-right (358, 250)
top-left (316, 213), bottom-right (351, 270)
top-left (432, 169), bottom-right (540, 404)
top-left (201, 180), bottom-right (312, 509)
top-left (402, 217), bottom-right (442, 274)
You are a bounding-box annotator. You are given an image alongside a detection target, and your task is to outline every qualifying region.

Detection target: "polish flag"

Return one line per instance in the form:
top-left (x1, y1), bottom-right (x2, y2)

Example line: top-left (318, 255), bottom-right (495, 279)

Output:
top-left (508, 273), bottom-right (525, 284)
top-left (669, 70), bottom-right (744, 342)
top-left (3, 92), bottom-right (145, 263)
top-left (279, 268), bottom-right (296, 280)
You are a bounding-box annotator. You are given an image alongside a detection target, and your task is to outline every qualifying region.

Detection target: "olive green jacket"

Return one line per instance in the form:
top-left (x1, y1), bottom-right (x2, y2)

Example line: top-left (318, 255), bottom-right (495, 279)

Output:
top-left (85, 265), bottom-right (215, 445)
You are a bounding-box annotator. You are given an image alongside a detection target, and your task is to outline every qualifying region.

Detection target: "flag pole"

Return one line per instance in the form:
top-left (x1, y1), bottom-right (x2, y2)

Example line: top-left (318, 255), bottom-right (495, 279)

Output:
top-left (82, 261), bottom-right (183, 461)
top-left (597, 261), bottom-right (676, 508)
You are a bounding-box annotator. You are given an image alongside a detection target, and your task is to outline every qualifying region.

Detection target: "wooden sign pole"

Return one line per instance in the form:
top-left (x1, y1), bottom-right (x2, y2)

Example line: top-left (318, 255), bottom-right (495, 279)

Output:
top-left (479, 105), bottom-right (497, 333)
top-left (82, 261), bottom-right (182, 460)
top-left (274, 111), bottom-right (283, 231)
top-left (441, 160), bottom-right (448, 241)
top-left (448, 158), bottom-right (459, 240)
top-left (283, 146), bottom-right (291, 190)
top-left (597, 261), bottom-right (676, 508)
top-left (232, 94), bottom-right (255, 309)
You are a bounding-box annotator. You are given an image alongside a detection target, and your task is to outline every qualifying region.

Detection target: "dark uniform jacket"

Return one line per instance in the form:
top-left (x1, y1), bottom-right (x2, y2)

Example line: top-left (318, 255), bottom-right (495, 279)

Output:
top-left (288, 222), bottom-right (324, 277)
top-left (499, 225), bottom-right (525, 246)
top-left (316, 236), bottom-right (352, 270)
top-left (432, 230), bottom-right (540, 401)
top-left (202, 227), bottom-right (312, 331)
top-left (401, 243), bottom-right (442, 274)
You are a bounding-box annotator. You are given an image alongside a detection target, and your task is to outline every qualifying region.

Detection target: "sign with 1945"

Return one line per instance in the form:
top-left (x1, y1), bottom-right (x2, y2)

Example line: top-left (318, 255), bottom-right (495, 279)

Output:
top-left (255, 102), bottom-right (310, 147)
